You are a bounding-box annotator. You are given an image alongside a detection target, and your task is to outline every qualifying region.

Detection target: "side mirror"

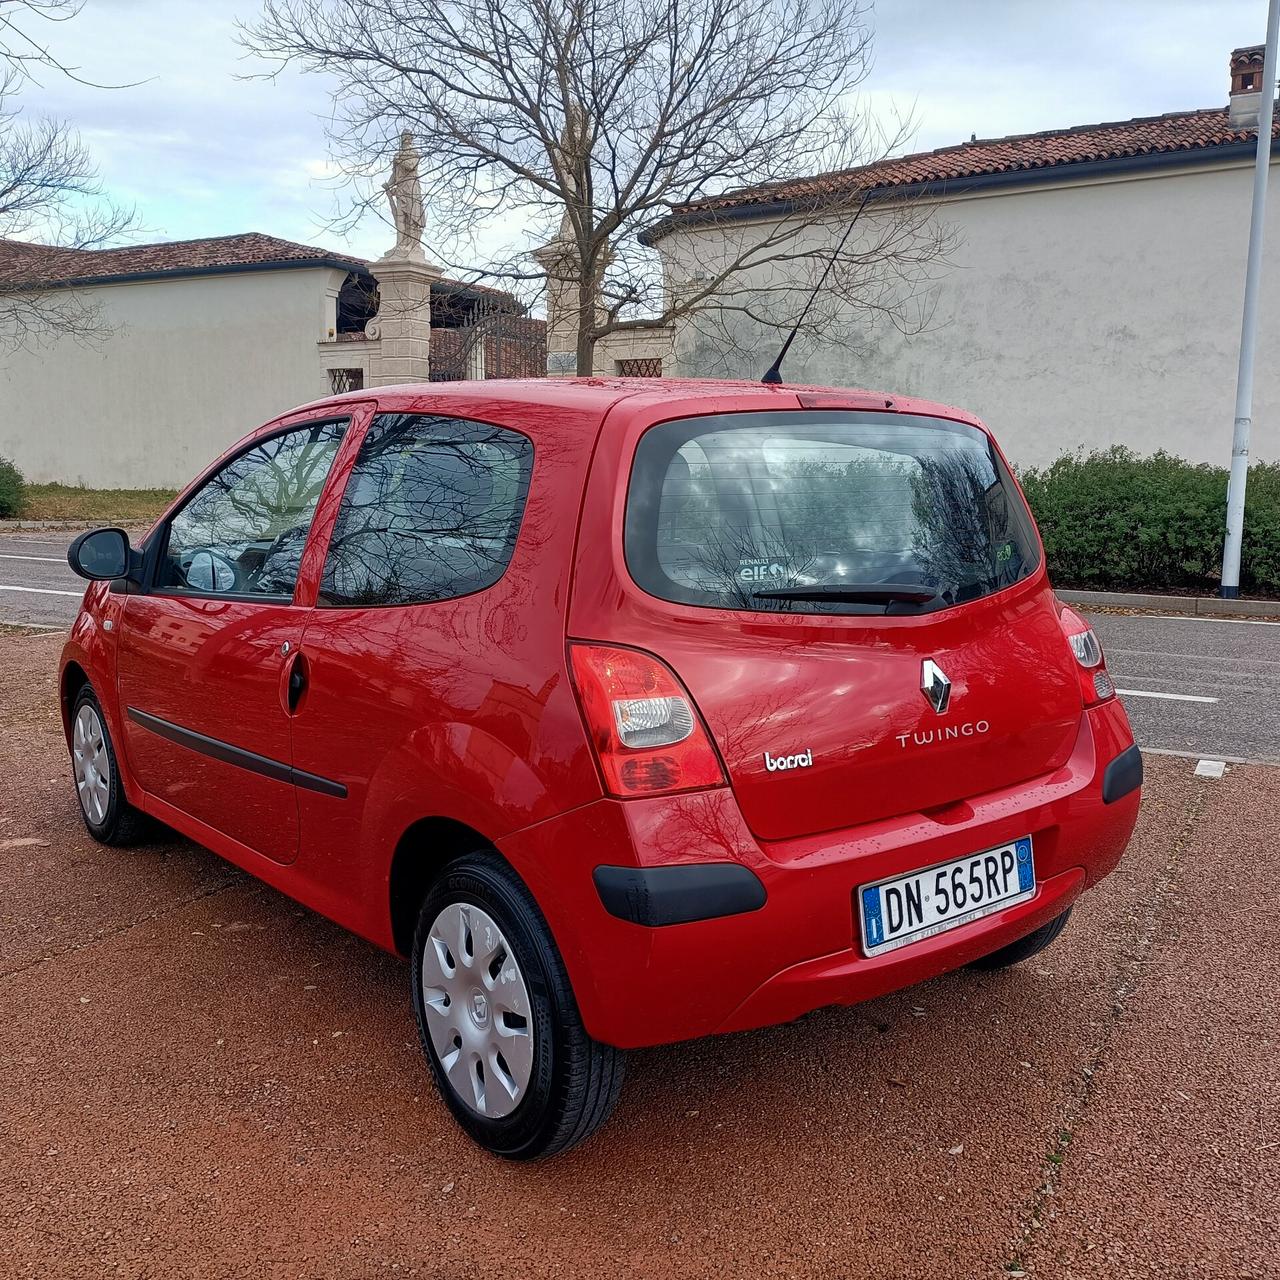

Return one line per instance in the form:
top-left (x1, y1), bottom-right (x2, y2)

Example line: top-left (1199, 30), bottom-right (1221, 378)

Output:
top-left (67, 527), bottom-right (132, 582)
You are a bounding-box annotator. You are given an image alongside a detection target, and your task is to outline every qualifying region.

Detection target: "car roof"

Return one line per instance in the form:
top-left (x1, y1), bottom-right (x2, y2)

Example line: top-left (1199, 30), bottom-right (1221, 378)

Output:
top-left (288, 377), bottom-right (984, 432)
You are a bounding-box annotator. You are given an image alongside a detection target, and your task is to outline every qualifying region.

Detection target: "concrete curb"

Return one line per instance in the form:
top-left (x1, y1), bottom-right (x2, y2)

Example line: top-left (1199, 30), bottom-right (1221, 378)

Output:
top-left (0, 519), bottom-right (153, 533)
top-left (0, 519), bottom-right (93, 531)
top-left (1059, 587), bottom-right (1280, 618)
top-left (0, 622), bottom-right (64, 636)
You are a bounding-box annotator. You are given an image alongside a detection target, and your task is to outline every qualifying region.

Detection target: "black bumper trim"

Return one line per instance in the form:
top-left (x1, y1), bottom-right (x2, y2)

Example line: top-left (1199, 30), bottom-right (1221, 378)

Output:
top-left (1102, 743), bottom-right (1143, 804)
top-left (593, 863), bottom-right (766, 927)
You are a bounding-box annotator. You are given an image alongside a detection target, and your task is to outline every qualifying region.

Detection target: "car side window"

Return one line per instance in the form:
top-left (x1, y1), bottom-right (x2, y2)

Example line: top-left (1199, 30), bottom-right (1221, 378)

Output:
top-left (318, 413), bottom-right (533, 608)
top-left (158, 420), bottom-right (347, 598)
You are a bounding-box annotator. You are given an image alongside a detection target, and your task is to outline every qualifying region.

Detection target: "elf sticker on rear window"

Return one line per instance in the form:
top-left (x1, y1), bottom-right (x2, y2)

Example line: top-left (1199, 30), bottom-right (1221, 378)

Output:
top-left (737, 557), bottom-right (785, 584)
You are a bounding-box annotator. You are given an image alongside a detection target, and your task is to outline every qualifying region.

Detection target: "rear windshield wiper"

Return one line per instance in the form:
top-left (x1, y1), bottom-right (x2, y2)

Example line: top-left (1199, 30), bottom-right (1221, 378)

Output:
top-left (751, 583), bottom-right (939, 605)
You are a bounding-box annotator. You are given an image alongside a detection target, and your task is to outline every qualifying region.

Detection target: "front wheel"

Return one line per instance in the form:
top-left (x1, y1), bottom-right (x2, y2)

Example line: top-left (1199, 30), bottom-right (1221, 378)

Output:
top-left (969, 907), bottom-right (1073, 970)
top-left (410, 853), bottom-right (625, 1159)
top-left (70, 686), bottom-right (147, 846)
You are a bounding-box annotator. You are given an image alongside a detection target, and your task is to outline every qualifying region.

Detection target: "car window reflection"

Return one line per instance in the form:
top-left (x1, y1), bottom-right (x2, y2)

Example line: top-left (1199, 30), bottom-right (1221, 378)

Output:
top-left (159, 422), bottom-right (346, 598)
top-left (319, 413), bottom-right (533, 608)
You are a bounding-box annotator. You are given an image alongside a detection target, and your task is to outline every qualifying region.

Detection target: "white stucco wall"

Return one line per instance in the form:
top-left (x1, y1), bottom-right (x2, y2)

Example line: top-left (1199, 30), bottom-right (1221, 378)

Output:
top-left (662, 159), bottom-right (1280, 468)
top-left (0, 266), bottom-right (346, 488)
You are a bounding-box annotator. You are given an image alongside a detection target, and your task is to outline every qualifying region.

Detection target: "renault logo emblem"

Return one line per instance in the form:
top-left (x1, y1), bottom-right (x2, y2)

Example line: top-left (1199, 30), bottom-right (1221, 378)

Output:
top-left (921, 659), bottom-right (952, 714)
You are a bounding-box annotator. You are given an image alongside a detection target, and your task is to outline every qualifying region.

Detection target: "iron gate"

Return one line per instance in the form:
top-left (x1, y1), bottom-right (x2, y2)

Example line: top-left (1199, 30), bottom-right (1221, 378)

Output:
top-left (430, 298), bottom-right (547, 381)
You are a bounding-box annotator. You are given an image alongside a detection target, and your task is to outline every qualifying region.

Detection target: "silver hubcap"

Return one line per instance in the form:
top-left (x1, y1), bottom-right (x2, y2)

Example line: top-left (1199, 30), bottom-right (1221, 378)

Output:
top-left (72, 704), bottom-right (110, 825)
top-left (420, 902), bottom-right (534, 1119)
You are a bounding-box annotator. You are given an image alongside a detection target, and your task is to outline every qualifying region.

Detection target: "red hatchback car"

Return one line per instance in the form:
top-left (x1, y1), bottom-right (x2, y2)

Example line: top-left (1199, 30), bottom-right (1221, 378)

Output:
top-left (61, 378), bottom-right (1141, 1158)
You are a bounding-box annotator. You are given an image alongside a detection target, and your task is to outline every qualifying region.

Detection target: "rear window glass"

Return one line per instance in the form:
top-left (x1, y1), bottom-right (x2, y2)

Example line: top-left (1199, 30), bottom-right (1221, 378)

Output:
top-left (624, 411), bottom-right (1040, 615)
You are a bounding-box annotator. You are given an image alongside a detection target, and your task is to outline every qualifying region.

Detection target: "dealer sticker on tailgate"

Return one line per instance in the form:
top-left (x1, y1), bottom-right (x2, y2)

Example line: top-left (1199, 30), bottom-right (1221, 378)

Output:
top-left (858, 837), bottom-right (1035, 957)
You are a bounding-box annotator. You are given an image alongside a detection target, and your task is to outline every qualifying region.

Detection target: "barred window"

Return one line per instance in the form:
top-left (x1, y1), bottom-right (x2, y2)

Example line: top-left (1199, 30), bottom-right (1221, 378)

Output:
top-left (328, 368), bottom-right (364, 394)
top-left (616, 357), bottom-right (663, 378)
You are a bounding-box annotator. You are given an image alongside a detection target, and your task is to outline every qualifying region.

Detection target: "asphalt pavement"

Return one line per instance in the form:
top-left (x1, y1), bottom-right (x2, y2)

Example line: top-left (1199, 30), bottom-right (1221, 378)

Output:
top-left (0, 532), bottom-right (85, 628)
top-left (1093, 610), bottom-right (1280, 763)
top-left (3, 528), bottom-right (1278, 762)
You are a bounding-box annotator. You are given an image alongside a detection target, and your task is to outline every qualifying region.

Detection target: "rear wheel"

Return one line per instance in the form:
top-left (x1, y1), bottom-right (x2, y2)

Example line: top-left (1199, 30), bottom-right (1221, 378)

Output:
top-left (70, 686), bottom-right (147, 846)
top-left (970, 907), bottom-right (1073, 970)
top-left (410, 852), bottom-right (624, 1159)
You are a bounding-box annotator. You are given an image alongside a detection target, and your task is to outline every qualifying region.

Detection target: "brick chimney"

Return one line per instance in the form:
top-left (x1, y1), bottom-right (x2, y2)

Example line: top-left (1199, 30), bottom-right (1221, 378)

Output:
top-left (1230, 45), bottom-right (1266, 129)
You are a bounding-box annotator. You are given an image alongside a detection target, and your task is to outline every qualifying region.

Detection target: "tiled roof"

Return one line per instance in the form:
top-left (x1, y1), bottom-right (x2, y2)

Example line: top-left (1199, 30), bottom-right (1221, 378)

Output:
top-left (0, 231), bottom-right (518, 305)
top-left (655, 106), bottom-right (1280, 231)
top-left (0, 231), bottom-right (365, 286)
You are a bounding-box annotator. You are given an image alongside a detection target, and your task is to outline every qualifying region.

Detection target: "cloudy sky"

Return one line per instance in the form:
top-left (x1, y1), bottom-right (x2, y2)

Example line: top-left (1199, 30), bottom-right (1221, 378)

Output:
top-left (13, 0), bottom-right (1273, 263)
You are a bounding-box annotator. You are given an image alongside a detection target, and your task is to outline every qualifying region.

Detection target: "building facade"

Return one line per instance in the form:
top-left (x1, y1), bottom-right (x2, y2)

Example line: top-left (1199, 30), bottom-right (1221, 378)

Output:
top-left (0, 233), bottom-right (543, 487)
top-left (549, 44), bottom-right (1280, 469)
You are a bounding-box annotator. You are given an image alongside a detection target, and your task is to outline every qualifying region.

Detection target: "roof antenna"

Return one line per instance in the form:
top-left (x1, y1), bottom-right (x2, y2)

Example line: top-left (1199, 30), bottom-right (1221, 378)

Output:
top-left (761, 188), bottom-right (873, 385)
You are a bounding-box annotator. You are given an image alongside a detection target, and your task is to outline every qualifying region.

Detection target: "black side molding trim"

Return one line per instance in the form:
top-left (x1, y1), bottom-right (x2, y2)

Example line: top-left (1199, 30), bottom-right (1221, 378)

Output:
top-left (593, 862), bottom-right (766, 927)
top-left (1101, 743), bottom-right (1143, 805)
top-left (126, 707), bottom-right (347, 799)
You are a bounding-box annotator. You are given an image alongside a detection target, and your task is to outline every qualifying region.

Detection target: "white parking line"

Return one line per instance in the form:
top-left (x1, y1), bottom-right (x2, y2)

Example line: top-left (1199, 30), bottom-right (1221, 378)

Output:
top-left (1116, 688), bottom-right (1219, 703)
top-left (0, 553), bottom-right (66, 563)
top-left (1109, 647), bottom-right (1280, 665)
top-left (1142, 746), bottom-right (1276, 766)
top-left (0, 584), bottom-right (81, 597)
top-left (1091, 612), bottom-right (1280, 627)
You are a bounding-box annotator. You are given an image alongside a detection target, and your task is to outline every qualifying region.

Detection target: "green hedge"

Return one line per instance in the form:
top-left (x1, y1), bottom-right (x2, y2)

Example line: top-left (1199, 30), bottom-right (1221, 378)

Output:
top-left (1017, 447), bottom-right (1280, 598)
top-left (0, 456), bottom-right (24, 518)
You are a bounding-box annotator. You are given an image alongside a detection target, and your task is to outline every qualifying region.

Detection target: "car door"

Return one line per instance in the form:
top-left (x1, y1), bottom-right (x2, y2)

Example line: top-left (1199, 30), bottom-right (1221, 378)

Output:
top-left (287, 410), bottom-right (574, 895)
top-left (115, 415), bottom-right (351, 865)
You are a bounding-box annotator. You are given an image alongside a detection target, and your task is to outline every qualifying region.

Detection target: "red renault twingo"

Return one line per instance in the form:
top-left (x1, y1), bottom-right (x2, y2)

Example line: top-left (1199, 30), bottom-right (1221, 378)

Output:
top-left (61, 378), bottom-right (1141, 1158)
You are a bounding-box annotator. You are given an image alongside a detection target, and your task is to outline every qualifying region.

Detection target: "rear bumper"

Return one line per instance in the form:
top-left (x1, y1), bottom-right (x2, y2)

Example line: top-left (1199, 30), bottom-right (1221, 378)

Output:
top-left (499, 699), bottom-right (1140, 1050)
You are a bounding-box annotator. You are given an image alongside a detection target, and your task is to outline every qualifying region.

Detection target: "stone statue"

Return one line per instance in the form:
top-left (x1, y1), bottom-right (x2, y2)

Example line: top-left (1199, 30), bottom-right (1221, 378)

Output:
top-left (383, 129), bottom-right (425, 259)
top-left (554, 104), bottom-right (588, 244)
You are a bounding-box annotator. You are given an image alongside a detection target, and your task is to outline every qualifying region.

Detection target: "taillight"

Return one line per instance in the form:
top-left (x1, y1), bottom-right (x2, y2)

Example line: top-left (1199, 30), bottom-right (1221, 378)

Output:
top-left (1057, 605), bottom-right (1115, 706)
top-left (568, 643), bottom-right (727, 798)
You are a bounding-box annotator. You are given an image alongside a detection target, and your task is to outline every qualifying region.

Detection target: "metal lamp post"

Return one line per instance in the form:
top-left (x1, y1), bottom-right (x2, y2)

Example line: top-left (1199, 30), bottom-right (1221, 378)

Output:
top-left (1221, 0), bottom-right (1280, 599)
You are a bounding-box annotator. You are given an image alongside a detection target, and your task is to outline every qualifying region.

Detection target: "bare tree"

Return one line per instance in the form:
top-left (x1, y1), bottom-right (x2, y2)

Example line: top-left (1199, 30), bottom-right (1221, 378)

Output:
top-left (0, 0), bottom-right (135, 350)
top-left (244, 0), bottom-right (955, 375)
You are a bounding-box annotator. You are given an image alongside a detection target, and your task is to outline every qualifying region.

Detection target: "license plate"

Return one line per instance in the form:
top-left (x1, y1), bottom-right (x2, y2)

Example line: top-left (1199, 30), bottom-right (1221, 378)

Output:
top-left (858, 837), bottom-right (1035, 956)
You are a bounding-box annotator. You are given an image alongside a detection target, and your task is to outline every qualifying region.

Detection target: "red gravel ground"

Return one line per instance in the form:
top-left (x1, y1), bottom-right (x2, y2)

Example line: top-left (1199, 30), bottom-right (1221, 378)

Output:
top-left (1, 631), bottom-right (1275, 1279)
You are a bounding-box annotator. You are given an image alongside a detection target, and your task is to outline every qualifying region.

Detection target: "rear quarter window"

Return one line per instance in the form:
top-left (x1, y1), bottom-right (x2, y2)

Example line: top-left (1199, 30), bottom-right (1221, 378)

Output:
top-left (624, 410), bottom-right (1040, 615)
top-left (319, 413), bottom-right (533, 608)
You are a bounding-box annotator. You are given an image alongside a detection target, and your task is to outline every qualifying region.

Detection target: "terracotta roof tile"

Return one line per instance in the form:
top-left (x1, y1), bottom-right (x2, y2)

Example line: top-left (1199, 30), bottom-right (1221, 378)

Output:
top-left (662, 106), bottom-right (1280, 225)
top-left (0, 230), bottom-right (524, 311)
top-left (0, 231), bottom-right (366, 286)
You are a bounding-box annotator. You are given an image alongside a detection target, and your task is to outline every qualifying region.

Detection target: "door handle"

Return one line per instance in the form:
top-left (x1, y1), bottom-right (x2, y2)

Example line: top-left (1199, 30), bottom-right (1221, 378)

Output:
top-left (279, 648), bottom-right (308, 715)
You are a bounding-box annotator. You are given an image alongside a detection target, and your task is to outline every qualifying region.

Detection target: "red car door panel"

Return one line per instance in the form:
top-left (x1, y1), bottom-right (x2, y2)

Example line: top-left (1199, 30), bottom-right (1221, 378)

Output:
top-left (112, 414), bottom-right (357, 866)
top-left (285, 404), bottom-right (604, 932)
top-left (116, 595), bottom-right (303, 863)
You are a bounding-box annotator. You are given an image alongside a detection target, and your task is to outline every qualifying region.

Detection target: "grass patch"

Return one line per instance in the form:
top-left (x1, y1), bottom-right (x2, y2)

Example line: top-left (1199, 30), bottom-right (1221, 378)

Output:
top-left (18, 483), bottom-right (177, 524)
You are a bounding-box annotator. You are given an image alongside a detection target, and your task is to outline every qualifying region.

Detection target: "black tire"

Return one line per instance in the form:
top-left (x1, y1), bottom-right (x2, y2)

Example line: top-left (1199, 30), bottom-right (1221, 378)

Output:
top-left (970, 907), bottom-right (1073, 970)
top-left (410, 852), bottom-right (625, 1159)
top-left (69, 686), bottom-right (148, 846)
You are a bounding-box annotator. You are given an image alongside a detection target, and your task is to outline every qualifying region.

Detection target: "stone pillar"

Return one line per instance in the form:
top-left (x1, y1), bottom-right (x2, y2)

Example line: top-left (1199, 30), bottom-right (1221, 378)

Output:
top-left (366, 253), bottom-right (441, 386)
top-left (533, 235), bottom-right (675, 378)
top-left (531, 237), bottom-right (580, 375)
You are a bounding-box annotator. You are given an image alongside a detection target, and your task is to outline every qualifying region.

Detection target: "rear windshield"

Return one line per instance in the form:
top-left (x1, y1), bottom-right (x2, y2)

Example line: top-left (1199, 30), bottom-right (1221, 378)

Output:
top-left (624, 411), bottom-right (1040, 615)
